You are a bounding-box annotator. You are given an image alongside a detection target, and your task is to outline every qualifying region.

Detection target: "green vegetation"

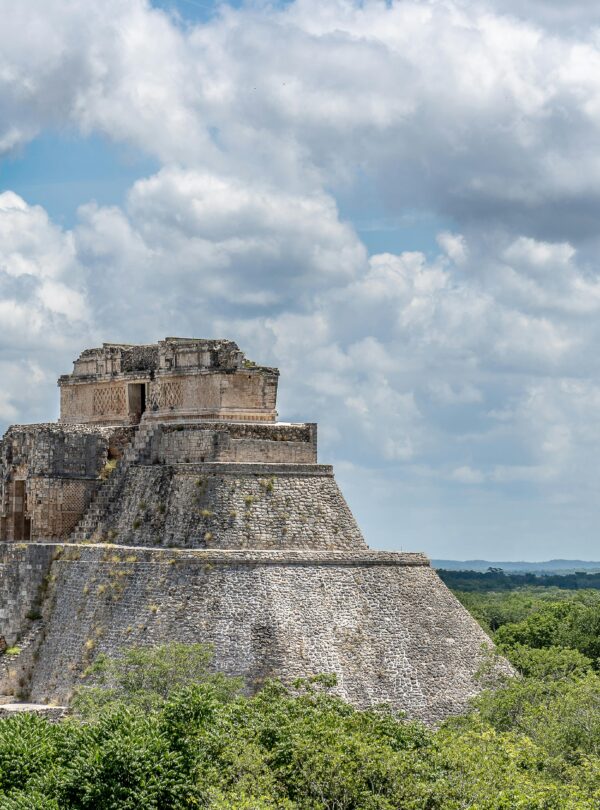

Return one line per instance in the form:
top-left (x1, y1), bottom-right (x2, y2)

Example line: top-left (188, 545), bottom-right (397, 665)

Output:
top-left (438, 567), bottom-right (600, 591)
top-left (98, 459), bottom-right (117, 480)
top-left (73, 643), bottom-right (239, 718)
top-left (454, 584), bottom-right (600, 632)
top-left (260, 477), bottom-right (276, 493)
top-left (1, 590), bottom-right (600, 807)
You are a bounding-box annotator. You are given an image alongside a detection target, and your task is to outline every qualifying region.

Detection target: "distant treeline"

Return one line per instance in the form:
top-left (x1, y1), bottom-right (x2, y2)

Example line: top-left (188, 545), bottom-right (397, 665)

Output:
top-left (437, 567), bottom-right (600, 591)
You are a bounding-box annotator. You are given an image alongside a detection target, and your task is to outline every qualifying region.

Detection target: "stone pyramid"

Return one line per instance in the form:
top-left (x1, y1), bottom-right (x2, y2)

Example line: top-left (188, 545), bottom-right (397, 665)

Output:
top-left (0, 338), bottom-right (509, 723)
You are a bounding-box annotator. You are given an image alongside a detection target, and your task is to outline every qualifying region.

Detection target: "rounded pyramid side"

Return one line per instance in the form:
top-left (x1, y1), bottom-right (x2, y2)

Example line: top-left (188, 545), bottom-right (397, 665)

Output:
top-left (24, 546), bottom-right (511, 724)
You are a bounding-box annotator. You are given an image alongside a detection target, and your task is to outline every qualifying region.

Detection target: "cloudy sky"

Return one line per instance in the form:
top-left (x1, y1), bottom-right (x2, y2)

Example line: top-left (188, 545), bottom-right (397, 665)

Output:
top-left (2, 0), bottom-right (600, 561)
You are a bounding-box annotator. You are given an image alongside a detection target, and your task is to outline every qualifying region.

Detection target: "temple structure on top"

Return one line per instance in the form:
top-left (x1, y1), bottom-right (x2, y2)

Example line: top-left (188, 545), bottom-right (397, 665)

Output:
top-left (59, 338), bottom-right (279, 425)
top-left (0, 338), bottom-right (309, 544)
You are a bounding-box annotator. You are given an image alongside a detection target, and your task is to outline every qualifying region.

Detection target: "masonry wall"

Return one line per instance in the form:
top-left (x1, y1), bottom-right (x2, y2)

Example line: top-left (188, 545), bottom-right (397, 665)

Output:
top-left (60, 382), bottom-right (132, 425)
top-left (146, 369), bottom-right (279, 422)
top-left (27, 478), bottom-right (100, 539)
top-left (0, 425), bottom-right (133, 541)
top-left (16, 545), bottom-right (510, 725)
top-left (0, 424), bottom-right (123, 477)
top-left (0, 544), bottom-right (57, 699)
top-left (82, 464), bottom-right (366, 551)
top-left (0, 544), bottom-right (55, 645)
top-left (60, 369), bottom-right (279, 425)
top-left (155, 423), bottom-right (317, 465)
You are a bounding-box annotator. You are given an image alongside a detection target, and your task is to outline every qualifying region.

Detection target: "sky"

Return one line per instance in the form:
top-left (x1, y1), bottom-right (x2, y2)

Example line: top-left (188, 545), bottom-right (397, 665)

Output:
top-left (2, 1), bottom-right (600, 561)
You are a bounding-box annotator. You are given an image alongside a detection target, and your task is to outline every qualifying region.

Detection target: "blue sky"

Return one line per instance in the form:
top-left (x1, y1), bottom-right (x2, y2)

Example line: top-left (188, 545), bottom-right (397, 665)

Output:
top-left (0, 131), bottom-right (158, 227)
top-left (1, 129), bottom-right (447, 257)
top-left (2, 0), bottom-right (600, 560)
top-left (153, 0), bottom-right (243, 22)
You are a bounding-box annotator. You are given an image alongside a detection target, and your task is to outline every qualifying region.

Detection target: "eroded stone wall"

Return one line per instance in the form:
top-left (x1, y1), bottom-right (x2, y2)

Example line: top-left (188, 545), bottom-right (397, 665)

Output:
top-left (82, 464), bottom-right (366, 550)
top-left (12, 544), bottom-right (510, 724)
top-left (60, 369), bottom-right (280, 425)
top-left (27, 479), bottom-right (99, 539)
top-left (0, 425), bottom-right (134, 541)
top-left (60, 382), bottom-right (128, 424)
top-left (0, 544), bottom-right (54, 645)
top-left (0, 424), bottom-right (124, 478)
top-left (156, 423), bottom-right (317, 465)
top-left (59, 338), bottom-right (280, 425)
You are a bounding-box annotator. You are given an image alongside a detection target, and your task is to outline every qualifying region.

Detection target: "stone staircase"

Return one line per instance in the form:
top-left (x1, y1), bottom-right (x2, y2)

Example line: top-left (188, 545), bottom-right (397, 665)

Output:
top-left (69, 421), bottom-right (162, 543)
top-left (123, 420), bottom-right (161, 465)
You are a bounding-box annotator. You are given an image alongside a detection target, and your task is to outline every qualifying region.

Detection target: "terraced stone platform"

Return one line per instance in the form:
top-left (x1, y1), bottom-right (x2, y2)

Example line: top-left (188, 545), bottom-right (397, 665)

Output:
top-left (0, 338), bottom-right (511, 723)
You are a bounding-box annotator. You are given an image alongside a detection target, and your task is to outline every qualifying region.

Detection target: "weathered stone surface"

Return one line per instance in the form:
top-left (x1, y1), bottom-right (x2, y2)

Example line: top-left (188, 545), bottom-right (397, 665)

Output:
top-left (79, 464), bottom-right (366, 550)
top-left (0, 543), bottom-right (505, 725)
top-left (0, 424), bottom-right (133, 541)
top-left (59, 337), bottom-right (279, 425)
top-left (0, 543), bottom-right (54, 645)
top-left (0, 338), bottom-right (512, 723)
top-left (156, 422), bottom-right (317, 465)
top-left (0, 704), bottom-right (67, 722)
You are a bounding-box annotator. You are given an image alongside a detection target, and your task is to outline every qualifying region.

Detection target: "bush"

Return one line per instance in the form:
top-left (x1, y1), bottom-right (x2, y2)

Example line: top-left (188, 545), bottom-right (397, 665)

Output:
top-left (494, 601), bottom-right (578, 649)
top-left (99, 459), bottom-right (117, 481)
top-left (502, 644), bottom-right (594, 680)
top-left (3, 590), bottom-right (600, 809)
top-left (1, 670), bottom-right (596, 809)
top-left (72, 643), bottom-right (240, 718)
top-left (473, 671), bottom-right (600, 766)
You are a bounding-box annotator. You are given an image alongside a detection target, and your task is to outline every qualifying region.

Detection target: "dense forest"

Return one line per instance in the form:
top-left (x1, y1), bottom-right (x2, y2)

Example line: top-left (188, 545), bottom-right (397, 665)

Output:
top-left (438, 567), bottom-right (600, 591)
top-left (0, 584), bottom-right (599, 808)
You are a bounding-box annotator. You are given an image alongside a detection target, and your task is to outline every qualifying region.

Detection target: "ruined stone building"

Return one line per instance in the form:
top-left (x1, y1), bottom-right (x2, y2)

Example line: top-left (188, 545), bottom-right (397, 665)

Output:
top-left (0, 338), bottom-right (508, 723)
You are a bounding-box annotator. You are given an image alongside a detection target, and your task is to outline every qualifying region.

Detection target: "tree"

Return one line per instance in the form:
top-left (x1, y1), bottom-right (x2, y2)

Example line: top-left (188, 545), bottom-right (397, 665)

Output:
top-left (72, 642), bottom-right (242, 718)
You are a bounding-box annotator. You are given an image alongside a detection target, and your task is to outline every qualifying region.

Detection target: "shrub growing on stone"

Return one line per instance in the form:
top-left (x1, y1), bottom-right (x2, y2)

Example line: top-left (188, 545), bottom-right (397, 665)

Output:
top-left (99, 459), bottom-right (117, 480)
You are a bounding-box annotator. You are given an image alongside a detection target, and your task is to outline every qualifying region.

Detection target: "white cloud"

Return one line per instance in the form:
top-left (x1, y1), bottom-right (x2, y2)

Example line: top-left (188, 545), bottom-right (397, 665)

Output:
top-left (72, 167), bottom-right (366, 339)
top-left (437, 232), bottom-right (468, 265)
top-left (451, 466), bottom-right (485, 485)
top-left (0, 192), bottom-right (89, 322)
top-left (4, 0), bottom-right (600, 555)
top-left (0, 192), bottom-right (92, 422)
top-left (4, 0), bottom-right (600, 239)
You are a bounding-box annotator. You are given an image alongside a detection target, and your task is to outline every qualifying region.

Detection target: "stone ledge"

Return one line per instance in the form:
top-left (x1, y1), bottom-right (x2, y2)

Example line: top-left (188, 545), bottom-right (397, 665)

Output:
top-left (0, 704), bottom-right (68, 722)
top-left (50, 544), bottom-right (430, 567)
top-left (4, 423), bottom-right (125, 435)
top-left (23, 474), bottom-right (104, 481)
top-left (137, 462), bottom-right (334, 476)
top-left (158, 421), bottom-right (312, 431)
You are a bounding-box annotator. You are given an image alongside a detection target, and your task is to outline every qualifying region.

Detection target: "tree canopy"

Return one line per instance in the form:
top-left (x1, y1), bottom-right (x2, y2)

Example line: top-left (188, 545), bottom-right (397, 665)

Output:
top-left (1, 588), bottom-right (599, 808)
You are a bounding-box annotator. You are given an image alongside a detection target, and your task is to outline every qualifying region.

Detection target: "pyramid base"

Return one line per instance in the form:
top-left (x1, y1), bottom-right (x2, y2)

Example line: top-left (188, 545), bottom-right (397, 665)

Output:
top-left (0, 544), bottom-right (510, 724)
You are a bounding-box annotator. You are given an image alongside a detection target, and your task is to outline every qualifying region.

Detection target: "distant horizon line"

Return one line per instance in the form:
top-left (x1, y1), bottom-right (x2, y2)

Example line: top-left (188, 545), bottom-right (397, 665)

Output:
top-left (431, 558), bottom-right (600, 571)
top-left (433, 557), bottom-right (600, 564)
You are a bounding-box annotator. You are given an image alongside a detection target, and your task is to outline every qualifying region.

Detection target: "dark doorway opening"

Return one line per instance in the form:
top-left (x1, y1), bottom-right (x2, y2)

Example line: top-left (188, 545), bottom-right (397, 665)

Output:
top-left (13, 481), bottom-right (31, 541)
top-left (128, 383), bottom-right (147, 424)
